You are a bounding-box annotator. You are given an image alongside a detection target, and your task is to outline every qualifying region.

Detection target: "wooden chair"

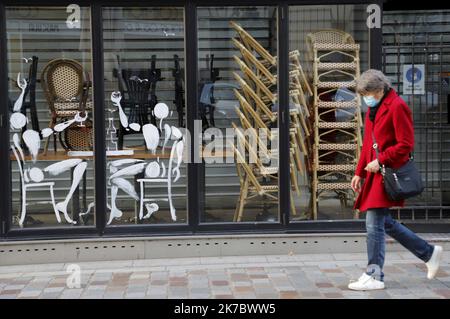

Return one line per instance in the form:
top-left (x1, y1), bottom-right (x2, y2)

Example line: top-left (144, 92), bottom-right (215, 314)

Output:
top-left (232, 122), bottom-right (278, 177)
top-left (232, 39), bottom-right (276, 87)
top-left (234, 106), bottom-right (272, 164)
top-left (233, 72), bottom-right (275, 122)
top-left (234, 106), bottom-right (303, 192)
top-left (289, 50), bottom-right (313, 96)
top-left (229, 140), bottom-right (278, 222)
top-left (230, 21), bottom-right (277, 67)
top-left (234, 82), bottom-right (306, 175)
top-left (233, 56), bottom-right (275, 105)
top-left (41, 59), bottom-right (92, 154)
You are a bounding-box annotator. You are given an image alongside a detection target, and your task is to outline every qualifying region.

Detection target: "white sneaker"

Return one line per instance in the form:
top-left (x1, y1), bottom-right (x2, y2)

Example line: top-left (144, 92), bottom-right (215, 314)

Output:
top-left (426, 245), bottom-right (443, 279)
top-left (348, 273), bottom-right (385, 291)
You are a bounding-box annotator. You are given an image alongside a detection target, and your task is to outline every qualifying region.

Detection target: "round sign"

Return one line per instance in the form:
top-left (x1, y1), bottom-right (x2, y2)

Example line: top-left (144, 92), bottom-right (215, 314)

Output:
top-left (406, 67), bottom-right (422, 84)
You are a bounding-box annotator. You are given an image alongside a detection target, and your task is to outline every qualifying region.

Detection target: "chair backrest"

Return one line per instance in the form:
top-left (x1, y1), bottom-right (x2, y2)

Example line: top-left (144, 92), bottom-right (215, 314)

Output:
top-left (234, 106), bottom-right (271, 164)
top-left (41, 59), bottom-right (84, 102)
top-left (23, 56), bottom-right (39, 106)
top-left (229, 141), bottom-right (264, 195)
top-left (307, 29), bottom-right (355, 46)
top-left (173, 54), bottom-right (184, 91)
top-left (121, 69), bottom-right (152, 104)
top-left (232, 122), bottom-right (263, 170)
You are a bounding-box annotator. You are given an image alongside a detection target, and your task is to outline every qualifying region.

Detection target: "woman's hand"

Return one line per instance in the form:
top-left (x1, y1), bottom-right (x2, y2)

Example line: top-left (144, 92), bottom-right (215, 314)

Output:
top-left (365, 159), bottom-right (380, 173)
top-left (351, 175), bottom-right (362, 193)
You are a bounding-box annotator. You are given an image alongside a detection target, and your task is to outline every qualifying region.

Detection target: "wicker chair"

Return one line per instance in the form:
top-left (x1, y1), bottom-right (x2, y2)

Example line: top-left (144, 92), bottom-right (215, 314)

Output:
top-left (41, 59), bottom-right (92, 154)
top-left (306, 29), bottom-right (355, 62)
top-left (307, 29), bottom-right (363, 220)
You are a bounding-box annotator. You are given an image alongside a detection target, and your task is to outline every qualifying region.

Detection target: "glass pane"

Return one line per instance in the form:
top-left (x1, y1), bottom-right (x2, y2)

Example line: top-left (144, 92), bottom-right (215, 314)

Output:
top-left (289, 5), bottom-right (370, 221)
top-left (198, 7), bottom-right (279, 223)
top-left (383, 10), bottom-right (450, 221)
top-left (6, 6), bottom-right (95, 228)
top-left (103, 7), bottom-right (187, 225)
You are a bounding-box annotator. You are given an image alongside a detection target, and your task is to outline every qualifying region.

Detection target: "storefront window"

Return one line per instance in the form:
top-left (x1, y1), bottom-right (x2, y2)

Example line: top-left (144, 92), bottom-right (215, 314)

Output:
top-left (102, 7), bottom-right (187, 225)
top-left (198, 7), bottom-right (280, 223)
top-left (6, 6), bottom-right (95, 228)
top-left (289, 5), bottom-right (370, 221)
top-left (383, 10), bottom-right (450, 220)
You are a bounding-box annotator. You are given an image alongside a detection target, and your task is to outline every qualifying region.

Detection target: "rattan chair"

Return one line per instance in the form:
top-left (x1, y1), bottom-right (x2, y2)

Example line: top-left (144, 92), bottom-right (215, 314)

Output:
top-left (41, 59), bottom-right (92, 154)
top-left (307, 29), bottom-right (363, 220)
top-left (306, 29), bottom-right (356, 62)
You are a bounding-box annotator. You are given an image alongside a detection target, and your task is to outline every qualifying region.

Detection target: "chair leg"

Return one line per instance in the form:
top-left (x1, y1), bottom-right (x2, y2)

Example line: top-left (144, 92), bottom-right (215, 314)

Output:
top-left (312, 182), bottom-right (318, 220)
top-left (233, 192), bottom-right (243, 222)
top-left (53, 132), bottom-right (57, 153)
top-left (209, 105), bottom-right (216, 127)
top-left (139, 181), bottom-right (144, 220)
top-left (290, 191), bottom-right (297, 216)
top-left (236, 178), bottom-right (249, 222)
top-left (43, 118), bottom-right (55, 156)
top-left (19, 186), bottom-right (27, 227)
top-left (50, 185), bottom-right (61, 223)
top-left (118, 127), bottom-right (124, 150)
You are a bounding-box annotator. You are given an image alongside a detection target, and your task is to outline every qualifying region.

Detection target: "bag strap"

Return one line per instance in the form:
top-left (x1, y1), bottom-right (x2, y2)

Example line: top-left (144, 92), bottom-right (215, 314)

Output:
top-left (371, 130), bottom-right (379, 159)
top-left (371, 125), bottom-right (413, 162)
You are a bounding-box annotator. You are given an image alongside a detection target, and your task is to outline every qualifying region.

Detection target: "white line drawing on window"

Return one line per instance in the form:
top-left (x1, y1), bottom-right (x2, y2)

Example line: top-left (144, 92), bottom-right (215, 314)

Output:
top-left (10, 72), bottom-right (89, 227)
top-left (13, 73), bottom-right (27, 112)
top-left (106, 93), bottom-right (184, 224)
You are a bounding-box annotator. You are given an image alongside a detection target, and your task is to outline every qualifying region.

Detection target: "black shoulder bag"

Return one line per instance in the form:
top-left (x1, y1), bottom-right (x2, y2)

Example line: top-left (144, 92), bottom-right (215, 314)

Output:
top-left (371, 130), bottom-right (424, 201)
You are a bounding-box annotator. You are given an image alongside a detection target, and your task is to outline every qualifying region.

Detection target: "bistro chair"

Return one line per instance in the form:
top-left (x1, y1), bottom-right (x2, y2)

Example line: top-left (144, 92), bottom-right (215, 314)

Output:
top-left (41, 58), bottom-right (92, 154)
top-left (307, 29), bottom-right (363, 220)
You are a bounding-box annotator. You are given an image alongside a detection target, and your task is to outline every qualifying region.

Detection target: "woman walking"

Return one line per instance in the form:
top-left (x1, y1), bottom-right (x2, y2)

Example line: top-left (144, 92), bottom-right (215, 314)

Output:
top-left (348, 69), bottom-right (443, 291)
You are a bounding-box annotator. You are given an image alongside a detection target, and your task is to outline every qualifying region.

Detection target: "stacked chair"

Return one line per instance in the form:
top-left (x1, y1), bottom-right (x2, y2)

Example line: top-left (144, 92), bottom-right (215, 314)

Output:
top-left (229, 21), bottom-right (312, 222)
top-left (306, 30), bottom-right (363, 220)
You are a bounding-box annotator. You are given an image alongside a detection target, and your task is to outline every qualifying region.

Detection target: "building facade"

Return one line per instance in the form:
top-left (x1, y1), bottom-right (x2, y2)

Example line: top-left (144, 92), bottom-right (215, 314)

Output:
top-left (0, 0), bottom-right (448, 242)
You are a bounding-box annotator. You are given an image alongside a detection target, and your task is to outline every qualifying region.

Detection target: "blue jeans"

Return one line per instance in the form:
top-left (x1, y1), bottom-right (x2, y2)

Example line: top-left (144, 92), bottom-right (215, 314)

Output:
top-left (365, 207), bottom-right (434, 281)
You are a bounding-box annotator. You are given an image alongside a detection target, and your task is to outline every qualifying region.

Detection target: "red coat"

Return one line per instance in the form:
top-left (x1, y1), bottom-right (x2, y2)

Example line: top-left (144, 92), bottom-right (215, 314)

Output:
top-left (353, 89), bottom-right (414, 212)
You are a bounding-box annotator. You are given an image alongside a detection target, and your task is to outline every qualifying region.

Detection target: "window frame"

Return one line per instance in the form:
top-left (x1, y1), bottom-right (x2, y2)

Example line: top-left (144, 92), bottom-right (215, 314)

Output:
top-left (5, 0), bottom-right (439, 242)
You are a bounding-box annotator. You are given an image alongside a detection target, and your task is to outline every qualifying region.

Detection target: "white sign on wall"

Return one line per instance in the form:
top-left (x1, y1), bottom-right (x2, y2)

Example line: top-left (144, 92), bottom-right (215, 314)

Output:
top-left (403, 64), bottom-right (425, 95)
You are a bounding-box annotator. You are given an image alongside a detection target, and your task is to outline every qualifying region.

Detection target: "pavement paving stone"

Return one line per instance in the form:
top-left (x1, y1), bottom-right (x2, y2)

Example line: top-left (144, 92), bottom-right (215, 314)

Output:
top-left (1, 251), bottom-right (449, 299)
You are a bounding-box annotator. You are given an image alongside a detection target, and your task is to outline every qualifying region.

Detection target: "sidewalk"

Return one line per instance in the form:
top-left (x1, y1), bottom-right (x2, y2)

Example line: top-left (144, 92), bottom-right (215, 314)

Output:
top-left (0, 251), bottom-right (449, 299)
